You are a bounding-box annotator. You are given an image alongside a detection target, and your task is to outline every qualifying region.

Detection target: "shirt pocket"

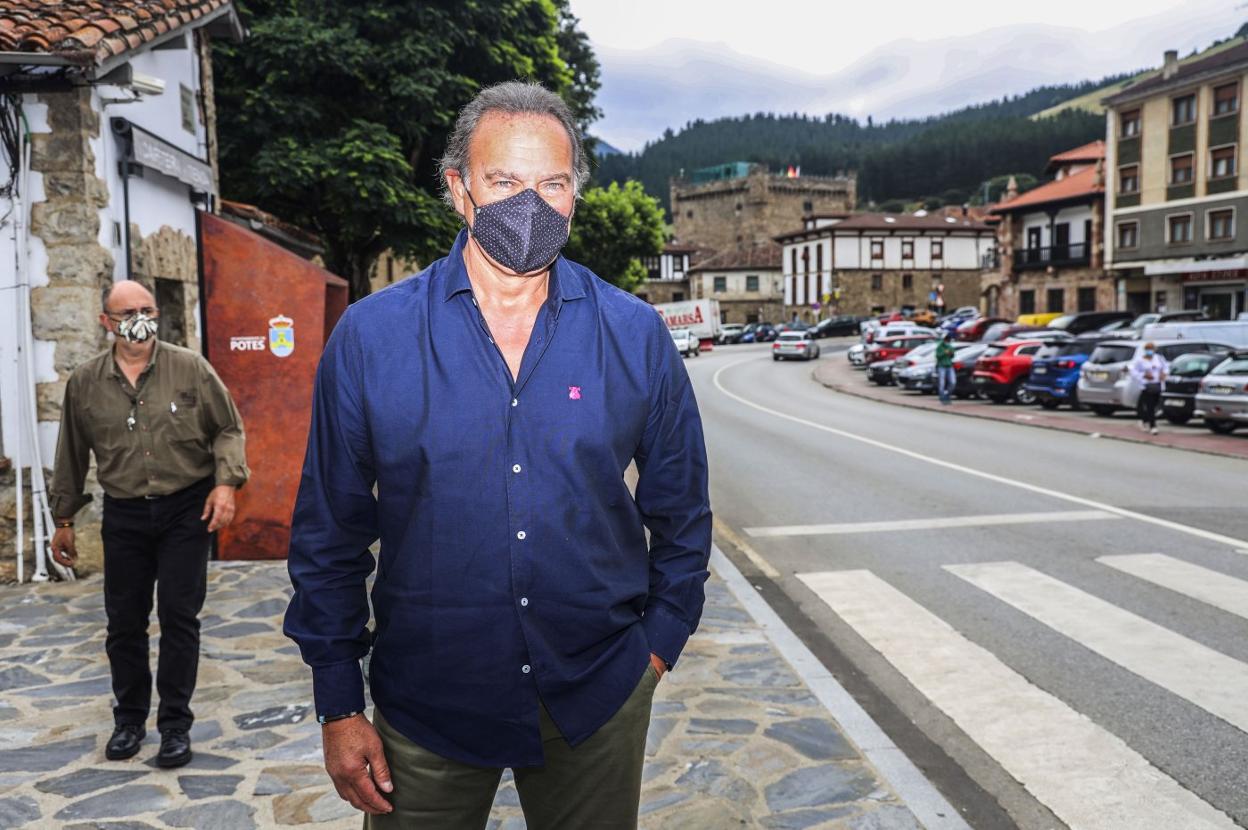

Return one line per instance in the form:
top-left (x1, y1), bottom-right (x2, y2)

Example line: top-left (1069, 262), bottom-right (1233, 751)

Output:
top-left (156, 402), bottom-right (205, 447)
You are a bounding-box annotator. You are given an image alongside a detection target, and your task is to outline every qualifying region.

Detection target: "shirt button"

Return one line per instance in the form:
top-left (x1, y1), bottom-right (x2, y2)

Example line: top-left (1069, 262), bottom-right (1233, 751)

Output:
top-left (512, 464), bottom-right (522, 474)
top-left (516, 530), bottom-right (526, 540)
top-left (521, 664), bottom-right (531, 674)
top-left (511, 398), bottom-right (518, 407)
top-left (520, 597), bottom-right (529, 607)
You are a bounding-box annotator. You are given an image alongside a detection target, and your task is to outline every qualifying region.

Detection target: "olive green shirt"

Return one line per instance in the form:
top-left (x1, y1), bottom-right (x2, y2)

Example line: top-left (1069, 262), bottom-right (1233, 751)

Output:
top-left (50, 340), bottom-right (249, 519)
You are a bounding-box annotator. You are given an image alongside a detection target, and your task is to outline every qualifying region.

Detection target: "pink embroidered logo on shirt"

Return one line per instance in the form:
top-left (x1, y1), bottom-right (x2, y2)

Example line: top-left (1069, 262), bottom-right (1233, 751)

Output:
top-left (568, 386), bottom-right (582, 400)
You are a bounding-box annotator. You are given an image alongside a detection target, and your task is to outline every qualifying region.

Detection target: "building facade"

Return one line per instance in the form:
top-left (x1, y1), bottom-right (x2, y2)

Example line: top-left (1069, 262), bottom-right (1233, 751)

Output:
top-left (670, 163), bottom-right (856, 252)
top-left (776, 213), bottom-right (996, 322)
top-left (636, 244), bottom-right (700, 305)
top-left (0, 1), bottom-right (244, 578)
top-left (987, 142), bottom-right (1111, 318)
top-left (687, 243), bottom-right (784, 325)
top-left (1104, 44), bottom-right (1248, 319)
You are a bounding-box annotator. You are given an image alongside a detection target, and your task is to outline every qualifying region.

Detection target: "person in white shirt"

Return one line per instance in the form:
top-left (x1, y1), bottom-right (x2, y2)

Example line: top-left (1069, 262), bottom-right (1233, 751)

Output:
top-left (1130, 342), bottom-right (1169, 435)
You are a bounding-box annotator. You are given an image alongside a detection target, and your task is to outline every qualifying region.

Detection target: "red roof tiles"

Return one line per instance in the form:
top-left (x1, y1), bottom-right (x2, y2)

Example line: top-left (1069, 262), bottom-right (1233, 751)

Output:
top-left (0, 1), bottom-right (232, 66)
top-left (688, 242), bottom-right (782, 272)
top-left (991, 164), bottom-right (1103, 214)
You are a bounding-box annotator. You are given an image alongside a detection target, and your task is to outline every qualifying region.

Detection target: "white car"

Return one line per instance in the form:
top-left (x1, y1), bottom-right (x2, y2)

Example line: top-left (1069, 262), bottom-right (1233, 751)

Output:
top-left (773, 331), bottom-right (821, 361)
top-left (670, 328), bottom-right (700, 358)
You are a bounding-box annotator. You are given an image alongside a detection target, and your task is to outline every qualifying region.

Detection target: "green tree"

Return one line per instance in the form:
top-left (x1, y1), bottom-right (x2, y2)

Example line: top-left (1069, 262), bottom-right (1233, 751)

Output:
top-left (214, 0), bottom-right (601, 299)
top-left (564, 181), bottom-right (665, 293)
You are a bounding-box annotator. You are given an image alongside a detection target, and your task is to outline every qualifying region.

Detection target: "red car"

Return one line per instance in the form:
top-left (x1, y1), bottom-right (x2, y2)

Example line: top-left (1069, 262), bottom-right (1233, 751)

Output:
top-left (865, 333), bottom-right (936, 364)
top-left (955, 316), bottom-right (1010, 342)
top-left (972, 339), bottom-right (1046, 404)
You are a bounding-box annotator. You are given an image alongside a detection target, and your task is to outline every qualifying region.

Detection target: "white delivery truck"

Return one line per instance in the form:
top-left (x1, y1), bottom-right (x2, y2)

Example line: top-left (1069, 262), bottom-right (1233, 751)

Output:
top-left (1142, 320), bottom-right (1248, 348)
top-left (654, 299), bottom-right (721, 349)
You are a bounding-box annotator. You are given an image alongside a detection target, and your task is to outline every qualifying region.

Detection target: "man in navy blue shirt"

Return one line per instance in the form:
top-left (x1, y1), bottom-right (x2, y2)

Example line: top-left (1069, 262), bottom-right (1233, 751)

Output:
top-left (284, 81), bottom-right (712, 828)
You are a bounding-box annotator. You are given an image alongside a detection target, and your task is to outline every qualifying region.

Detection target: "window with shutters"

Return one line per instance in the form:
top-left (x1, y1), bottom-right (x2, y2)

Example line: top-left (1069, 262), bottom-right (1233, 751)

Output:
top-left (1214, 82), bottom-right (1239, 117)
top-left (1211, 145), bottom-right (1237, 179)
top-left (1120, 108), bottom-right (1141, 137)
top-left (1169, 153), bottom-right (1194, 185)
top-left (1118, 164), bottom-right (1139, 194)
top-left (1171, 94), bottom-right (1196, 126)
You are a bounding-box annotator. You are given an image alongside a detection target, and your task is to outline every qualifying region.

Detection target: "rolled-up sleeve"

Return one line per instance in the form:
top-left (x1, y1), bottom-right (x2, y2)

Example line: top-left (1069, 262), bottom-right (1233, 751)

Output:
top-left (198, 358), bottom-right (250, 488)
top-left (634, 315), bottom-right (712, 670)
top-left (283, 311), bottom-right (379, 717)
top-left (49, 375), bottom-right (93, 520)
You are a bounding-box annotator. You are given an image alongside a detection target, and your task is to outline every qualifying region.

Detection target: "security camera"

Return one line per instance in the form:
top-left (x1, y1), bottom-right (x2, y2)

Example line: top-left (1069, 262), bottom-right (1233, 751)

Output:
top-left (128, 71), bottom-right (166, 96)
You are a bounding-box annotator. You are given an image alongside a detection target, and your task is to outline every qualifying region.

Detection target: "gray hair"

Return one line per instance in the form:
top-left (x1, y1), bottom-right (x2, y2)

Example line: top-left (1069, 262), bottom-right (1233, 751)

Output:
top-left (439, 81), bottom-right (589, 208)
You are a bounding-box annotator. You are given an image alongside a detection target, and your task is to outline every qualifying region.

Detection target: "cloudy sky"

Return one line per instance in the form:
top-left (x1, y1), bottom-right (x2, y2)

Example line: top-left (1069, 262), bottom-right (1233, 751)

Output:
top-left (567, 0), bottom-right (1243, 151)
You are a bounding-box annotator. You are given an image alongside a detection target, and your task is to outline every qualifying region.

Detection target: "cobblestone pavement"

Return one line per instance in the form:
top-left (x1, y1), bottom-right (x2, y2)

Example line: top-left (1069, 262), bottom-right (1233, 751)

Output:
top-left (0, 561), bottom-right (922, 829)
top-left (814, 354), bottom-right (1248, 460)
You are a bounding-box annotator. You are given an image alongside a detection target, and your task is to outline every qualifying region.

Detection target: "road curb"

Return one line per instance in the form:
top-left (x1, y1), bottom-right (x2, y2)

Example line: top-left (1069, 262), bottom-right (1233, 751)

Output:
top-left (710, 544), bottom-right (972, 830)
top-left (812, 363), bottom-right (1248, 463)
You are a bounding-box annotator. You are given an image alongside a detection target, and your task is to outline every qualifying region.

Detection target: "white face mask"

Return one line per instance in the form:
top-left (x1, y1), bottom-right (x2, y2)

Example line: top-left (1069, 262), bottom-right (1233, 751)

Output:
top-left (116, 312), bottom-right (160, 343)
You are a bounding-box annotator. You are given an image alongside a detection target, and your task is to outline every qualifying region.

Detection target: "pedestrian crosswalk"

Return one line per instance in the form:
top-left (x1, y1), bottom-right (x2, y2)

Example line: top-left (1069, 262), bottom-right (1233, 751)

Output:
top-left (797, 555), bottom-right (1248, 830)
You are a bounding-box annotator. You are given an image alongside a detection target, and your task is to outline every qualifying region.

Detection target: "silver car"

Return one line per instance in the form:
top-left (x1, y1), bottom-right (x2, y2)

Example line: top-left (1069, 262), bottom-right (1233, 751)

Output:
top-left (1077, 339), bottom-right (1232, 415)
top-left (670, 328), bottom-right (700, 358)
top-left (773, 331), bottom-right (821, 361)
top-left (1195, 351), bottom-right (1248, 434)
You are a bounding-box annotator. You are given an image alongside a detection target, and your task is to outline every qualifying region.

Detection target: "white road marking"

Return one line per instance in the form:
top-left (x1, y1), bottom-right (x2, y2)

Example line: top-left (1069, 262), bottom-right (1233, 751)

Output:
top-left (745, 510), bottom-right (1118, 538)
top-left (798, 568), bottom-right (1238, 830)
top-left (946, 561), bottom-right (1248, 734)
top-left (713, 549), bottom-right (969, 830)
top-left (711, 359), bottom-right (1248, 551)
top-left (714, 517), bottom-right (781, 578)
top-left (1099, 554), bottom-right (1248, 622)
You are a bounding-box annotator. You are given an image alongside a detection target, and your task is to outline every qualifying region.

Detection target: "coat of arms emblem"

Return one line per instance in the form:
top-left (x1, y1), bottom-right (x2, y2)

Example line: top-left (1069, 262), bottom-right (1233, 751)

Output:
top-left (268, 315), bottom-right (295, 358)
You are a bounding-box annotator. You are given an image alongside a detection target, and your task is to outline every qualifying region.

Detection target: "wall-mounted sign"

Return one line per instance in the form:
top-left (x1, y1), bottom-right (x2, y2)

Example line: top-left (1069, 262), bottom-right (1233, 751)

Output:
top-left (227, 315), bottom-right (294, 357)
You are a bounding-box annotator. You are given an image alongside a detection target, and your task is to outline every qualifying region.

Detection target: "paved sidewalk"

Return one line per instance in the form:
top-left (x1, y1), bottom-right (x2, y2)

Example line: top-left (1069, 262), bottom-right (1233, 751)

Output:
top-left (814, 356), bottom-right (1248, 460)
top-left (0, 559), bottom-right (928, 829)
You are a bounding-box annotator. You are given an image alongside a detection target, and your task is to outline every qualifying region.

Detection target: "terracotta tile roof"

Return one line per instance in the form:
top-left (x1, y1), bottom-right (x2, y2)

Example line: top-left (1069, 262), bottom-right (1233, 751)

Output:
top-left (990, 164), bottom-right (1103, 214)
top-left (687, 242), bottom-right (782, 272)
top-left (219, 199), bottom-right (323, 251)
top-left (0, 1), bottom-right (234, 66)
top-left (1104, 41), bottom-right (1248, 105)
top-left (1048, 140), bottom-right (1105, 168)
top-left (830, 213), bottom-right (992, 232)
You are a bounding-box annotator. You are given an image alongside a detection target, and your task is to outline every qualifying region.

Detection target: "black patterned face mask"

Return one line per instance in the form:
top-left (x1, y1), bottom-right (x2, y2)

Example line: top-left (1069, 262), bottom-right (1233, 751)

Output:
top-left (465, 187), bottom-right (570, 274)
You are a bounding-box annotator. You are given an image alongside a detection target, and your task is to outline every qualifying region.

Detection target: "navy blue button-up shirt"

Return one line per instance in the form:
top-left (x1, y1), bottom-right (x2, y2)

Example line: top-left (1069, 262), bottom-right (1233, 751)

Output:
top-left (284, 230), bottom-right (711, 767)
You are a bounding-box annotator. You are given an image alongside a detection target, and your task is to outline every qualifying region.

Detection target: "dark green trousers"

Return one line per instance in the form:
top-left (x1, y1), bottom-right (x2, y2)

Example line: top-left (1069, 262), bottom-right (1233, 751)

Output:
top-left (365, 664), bottom-right (659, 830)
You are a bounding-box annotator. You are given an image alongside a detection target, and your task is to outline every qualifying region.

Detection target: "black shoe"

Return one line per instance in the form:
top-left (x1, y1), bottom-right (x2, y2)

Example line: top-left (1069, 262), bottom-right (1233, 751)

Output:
top-left (105, 723), bottom-right (146, 761)
top-left (156, 728), bottom-right (192, 768)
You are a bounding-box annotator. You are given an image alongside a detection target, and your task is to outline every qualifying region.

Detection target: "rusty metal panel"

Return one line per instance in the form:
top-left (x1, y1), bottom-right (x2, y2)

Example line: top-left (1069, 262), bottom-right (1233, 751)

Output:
top-left (199, 212), bottom-right (346, 560)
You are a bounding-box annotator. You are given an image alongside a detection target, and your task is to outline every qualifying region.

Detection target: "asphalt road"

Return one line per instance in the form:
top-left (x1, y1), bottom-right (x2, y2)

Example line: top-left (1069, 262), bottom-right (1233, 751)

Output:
top-left (688, 340), bottom-right (1248, 830)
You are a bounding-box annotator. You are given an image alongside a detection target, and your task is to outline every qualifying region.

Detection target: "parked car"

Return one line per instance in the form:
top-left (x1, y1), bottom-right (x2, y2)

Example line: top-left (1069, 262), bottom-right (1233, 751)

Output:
top-left (1015, 312), bottom-right (1064, 327)
top-left (981, 322), bottom-right (1058, 343)
top-left (867, 358), bottom-right (899, 385)
top-left (950, 343), bottom-right (991, 399)
top-left (773, 331), bottom-right (821, 361)
top-left (896, 342), bottom-right (978, 394)
top-left (1024, 335), bottom-right (1110, 409)
top-left (754, 323), bottom-right (780, 342)
top-left (972, 339), bottom-right (1046, 404)
top-left (889, 341), bottom-right (941, 384)
top-left (863, 320), bottom-right (931, 343)
top-left (1047, 310), bottom-right (1134, 335)
top-left (1141, 320), bottom-right (1248, 348)
top-left (670, 328), bottom-right (700, 358)
top-left (717, 323), bottom-right (745, 344)
top-left (955, 316), bottom-right (1010, 342)
top-left (1195, 351), bottom-right (1248, 434)
top-left (865, 333), bottom-right (937, 364)
top-left (1160, 351), bottom-right (1227, 424)
top-left (1077, 339), bottom-right (1233, 415)
top-left (808, 315), bottom-right (861, 338)
top-left (848, 342), bottom-right (868, 367)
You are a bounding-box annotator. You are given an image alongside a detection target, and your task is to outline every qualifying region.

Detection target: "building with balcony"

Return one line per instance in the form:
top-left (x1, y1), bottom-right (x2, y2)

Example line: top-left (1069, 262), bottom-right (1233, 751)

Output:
top-left (635, 243), bottom-right (702, 305)
top-left (986, 142), bottom-right (1109, 318)
top-left (687, 242), bottom-right (784, 324)
top-left (1104, 43), bottom-right (1248, 320)
top-left (775, 213), bottom-right (995, 321)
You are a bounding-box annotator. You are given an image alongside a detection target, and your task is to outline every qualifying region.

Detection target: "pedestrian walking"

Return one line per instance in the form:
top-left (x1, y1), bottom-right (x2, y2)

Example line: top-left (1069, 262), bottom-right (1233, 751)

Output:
top-left (1131, 341), bottom-right (1169, 434)
top-left (284, 81), bottom-right (712, 829)
top-left (936, 331), bottom-right (957, 404)
top-left (48, 280), bottom-right (249, 768)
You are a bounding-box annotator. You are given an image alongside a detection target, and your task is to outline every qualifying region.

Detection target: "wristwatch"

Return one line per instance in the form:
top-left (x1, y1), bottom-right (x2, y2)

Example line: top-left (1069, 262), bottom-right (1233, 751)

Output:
top-left (317, 711), bottom-right (361, 725)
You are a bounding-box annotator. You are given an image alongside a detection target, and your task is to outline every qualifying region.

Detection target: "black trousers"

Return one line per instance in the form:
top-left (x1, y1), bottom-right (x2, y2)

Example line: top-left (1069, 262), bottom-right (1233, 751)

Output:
top-left (1137, 383), bottom-right (1162, 428)
top-left (101, 477), bottom-right (213, 732)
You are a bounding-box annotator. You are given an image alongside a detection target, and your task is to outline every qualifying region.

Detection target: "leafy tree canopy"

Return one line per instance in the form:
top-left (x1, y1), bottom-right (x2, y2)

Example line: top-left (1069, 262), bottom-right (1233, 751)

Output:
top-left (214, 0), bottom-right (601, 298)
top-left (565, 180), bottom-right (666, 294)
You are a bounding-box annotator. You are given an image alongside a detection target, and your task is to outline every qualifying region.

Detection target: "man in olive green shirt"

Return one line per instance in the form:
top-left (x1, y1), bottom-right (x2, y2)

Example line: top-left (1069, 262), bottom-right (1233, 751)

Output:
top-left (49, 280), bottom-right (249, 769)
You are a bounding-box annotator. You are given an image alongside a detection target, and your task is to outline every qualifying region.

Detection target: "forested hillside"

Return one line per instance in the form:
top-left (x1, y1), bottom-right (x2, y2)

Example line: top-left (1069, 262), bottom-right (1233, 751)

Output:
top-left (595, 75), bottom-right (1129, 211)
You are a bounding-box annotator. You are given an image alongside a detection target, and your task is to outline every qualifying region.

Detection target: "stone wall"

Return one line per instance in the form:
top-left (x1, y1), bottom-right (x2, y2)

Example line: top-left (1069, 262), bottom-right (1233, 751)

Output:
top-left (671, 169), bottom-right (856, 252)
top-left (636, 280), bottom-right (689, 305)
top-left (807, 269), bottom-right (984, 318)
top-left (132, 223), bottom-right (201, 352)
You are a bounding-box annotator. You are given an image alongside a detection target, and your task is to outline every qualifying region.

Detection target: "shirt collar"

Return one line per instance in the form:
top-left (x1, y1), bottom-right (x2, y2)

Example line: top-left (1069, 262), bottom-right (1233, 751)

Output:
top-left (442, 228), bottom-right (588, 313)
top-left (107, 338), bottom-right (161, 379)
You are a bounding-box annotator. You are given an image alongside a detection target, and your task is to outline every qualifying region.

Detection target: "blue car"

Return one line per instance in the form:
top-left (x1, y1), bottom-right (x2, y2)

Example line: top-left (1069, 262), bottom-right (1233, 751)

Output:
top-left (1024, 335), bottom-right (1109, 409)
